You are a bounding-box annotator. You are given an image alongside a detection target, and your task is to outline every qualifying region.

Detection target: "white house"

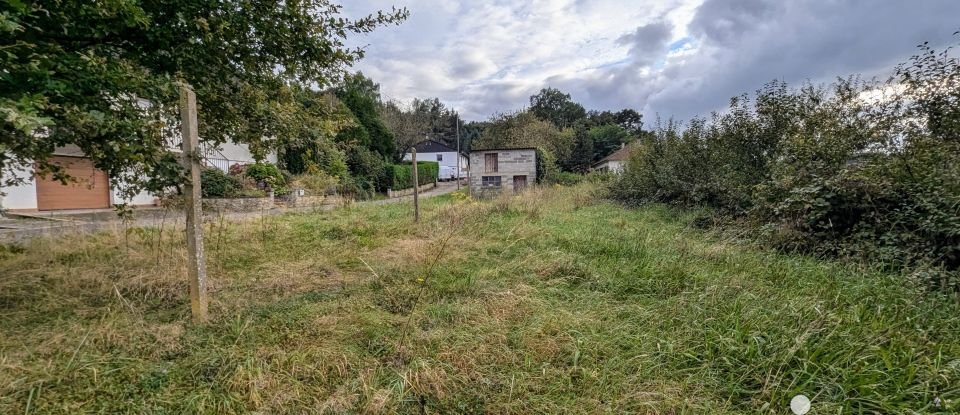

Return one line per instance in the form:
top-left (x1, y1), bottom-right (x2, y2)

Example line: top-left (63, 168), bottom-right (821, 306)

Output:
top-left (591, 143), bottom-right (634, 174)
top-left (402, 140), bottom-right (468, 181)
top-left (0, 142), bottom-right (273, 211)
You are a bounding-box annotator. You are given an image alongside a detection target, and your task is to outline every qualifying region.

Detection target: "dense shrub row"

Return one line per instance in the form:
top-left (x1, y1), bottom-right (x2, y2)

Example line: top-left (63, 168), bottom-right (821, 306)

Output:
top-left (609, 42), bottom-right (960, 289)
top-left (390, 161), bottom-right (439, 189)
top-left (201, 162), bottom-right (287, 198)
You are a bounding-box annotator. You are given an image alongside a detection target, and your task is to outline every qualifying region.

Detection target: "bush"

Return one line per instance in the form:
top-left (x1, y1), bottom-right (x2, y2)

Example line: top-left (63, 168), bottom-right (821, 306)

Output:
top-left (337, 174), bottom-right (375, 200)
top-left (609, 40), bottom-right (960, 290)
top-left (200, 168), bottom-right (242, 198)
top-left (346, 146), bottom-right (390, 193)
top-left (244, 162), bottom-right (286, 191)
top-left (290, 173), bottom-right (338, 196)
top-left (548, 171), bottom-right (583, 186)
top-left (389, 161), bottom-right (439, 189)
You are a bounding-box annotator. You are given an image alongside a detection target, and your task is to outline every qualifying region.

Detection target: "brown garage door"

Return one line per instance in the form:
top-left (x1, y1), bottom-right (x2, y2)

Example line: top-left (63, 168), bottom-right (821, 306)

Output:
top-left (36, 156), bottom-right (111, 210)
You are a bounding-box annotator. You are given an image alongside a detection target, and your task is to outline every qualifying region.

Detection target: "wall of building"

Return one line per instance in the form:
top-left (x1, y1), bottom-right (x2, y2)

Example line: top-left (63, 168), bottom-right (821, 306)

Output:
top-left (0, 163), bottom-right (39, 210)
top-left (404, 151), bottom-right (469, 181)
top-left (2, 142), bottom-right (271, 211)
top-left (403, 151), bottom-right (467, 170)
top-left (595, 160), bottom-right (624, 174)
top-left (468, 149), bottom-right (536, 197)
top-left (203, 142), bottom-right (276, 172)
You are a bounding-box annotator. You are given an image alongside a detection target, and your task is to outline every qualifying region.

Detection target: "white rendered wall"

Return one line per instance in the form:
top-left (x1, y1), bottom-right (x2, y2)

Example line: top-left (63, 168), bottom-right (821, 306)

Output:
top-left (0, 163), bottom-right (38, 210)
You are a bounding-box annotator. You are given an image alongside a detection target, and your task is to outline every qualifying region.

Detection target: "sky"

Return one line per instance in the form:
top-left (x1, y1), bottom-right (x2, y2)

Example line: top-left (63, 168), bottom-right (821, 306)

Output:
top-left (342, 0), bottom-right (960, 122)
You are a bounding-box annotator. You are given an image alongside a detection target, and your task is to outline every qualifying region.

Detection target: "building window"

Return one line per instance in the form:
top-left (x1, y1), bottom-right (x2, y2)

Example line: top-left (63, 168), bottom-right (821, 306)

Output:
top-left (437, 154), bottom-right (442, 161)
top-left (485, 153), bottom-right (498, 172)
top-left (481, 176), bottom-right (501, 188)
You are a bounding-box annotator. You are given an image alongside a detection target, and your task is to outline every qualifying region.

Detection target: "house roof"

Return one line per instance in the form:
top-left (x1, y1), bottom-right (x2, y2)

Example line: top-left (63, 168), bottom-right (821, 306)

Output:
top-left (593, 144), bottom-right (635, 166)
top-left (410, 140), bottom-right (457, 154)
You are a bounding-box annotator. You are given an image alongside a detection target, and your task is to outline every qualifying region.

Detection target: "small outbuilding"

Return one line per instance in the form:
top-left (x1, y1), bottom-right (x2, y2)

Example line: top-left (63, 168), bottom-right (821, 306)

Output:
top-left (468, 147), bottom-right (537, 197)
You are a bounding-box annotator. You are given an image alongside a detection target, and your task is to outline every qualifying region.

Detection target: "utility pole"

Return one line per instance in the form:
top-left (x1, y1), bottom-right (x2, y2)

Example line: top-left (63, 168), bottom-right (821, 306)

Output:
top-left (456, 113), bottom-right (461, 190)
top-left (412, 146), bottom-right (420, 223)
top-left (179, 83), bottom-right (208, 323)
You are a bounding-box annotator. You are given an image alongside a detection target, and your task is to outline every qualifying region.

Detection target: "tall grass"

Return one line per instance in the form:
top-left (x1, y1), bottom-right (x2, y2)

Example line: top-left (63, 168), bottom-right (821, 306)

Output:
top-left (1, 184), bottom-right (958, 413)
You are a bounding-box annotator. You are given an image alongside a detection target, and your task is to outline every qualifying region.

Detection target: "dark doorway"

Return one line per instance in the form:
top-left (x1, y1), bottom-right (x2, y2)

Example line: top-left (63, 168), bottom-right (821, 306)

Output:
top-left (513, 175), bottom-right (527, 192)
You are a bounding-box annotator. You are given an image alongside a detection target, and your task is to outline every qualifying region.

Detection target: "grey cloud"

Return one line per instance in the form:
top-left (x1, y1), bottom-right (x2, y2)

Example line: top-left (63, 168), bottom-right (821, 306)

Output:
top-left (645, 0), bottom-right (960, 121)
top-left (688, 0), bottom-right (781, 45)
top-left (616, 21), bottom-right (673, 65)
top-left (345, 0), bottom-right (960, 122)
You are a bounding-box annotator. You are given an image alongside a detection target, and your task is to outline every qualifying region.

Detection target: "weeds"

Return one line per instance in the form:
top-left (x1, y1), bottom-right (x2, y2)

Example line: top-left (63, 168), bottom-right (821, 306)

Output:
top-left (0, 184), bottom-right (958, 413)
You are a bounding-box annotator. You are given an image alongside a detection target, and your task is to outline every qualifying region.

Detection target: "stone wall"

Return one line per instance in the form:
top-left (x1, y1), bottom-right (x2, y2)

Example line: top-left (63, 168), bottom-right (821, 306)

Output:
top-left (387, 182), bottom-right (436, 198)
top-left (202, 196), bottom-right (274, 212)
top-left (276, 193), bottom-right (343, 208)
top-left (469, 149), bottom-right (537, 197)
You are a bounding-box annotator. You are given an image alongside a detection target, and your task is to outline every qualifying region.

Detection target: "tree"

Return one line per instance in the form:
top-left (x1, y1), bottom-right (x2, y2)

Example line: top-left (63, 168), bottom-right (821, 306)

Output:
top-left (380, 97), bottom-right (461, 160)
top-left (529, 87), bottom-right (586, 129)
top-left (380, 100), bottom-right (427, 160)
top-left (336, 72), bottom-right (395, 159)
top-left (0, 1), bottom-right (407, 198)
top-left (474, 111), bottom-right (572, 160)
top-left (280, 89), bottom-right (352, 177)
top-left (587, 109), bottom-right (644, 135)
top-left (563, 125), bottom-right (594, 173)
top-left (588, 124), bottom-right (632, 161)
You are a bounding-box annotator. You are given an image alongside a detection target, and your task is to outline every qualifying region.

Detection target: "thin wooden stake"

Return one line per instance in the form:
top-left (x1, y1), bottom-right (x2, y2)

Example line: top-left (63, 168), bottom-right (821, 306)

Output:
top-left (180, 83), bottom-right (208, 322)
top-left (412, 147), bottom-right (420, 223)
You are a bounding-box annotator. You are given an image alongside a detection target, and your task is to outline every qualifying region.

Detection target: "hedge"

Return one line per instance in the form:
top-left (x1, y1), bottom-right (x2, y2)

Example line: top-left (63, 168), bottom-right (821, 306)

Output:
top-left (390, 161), bottom-right (438, 190)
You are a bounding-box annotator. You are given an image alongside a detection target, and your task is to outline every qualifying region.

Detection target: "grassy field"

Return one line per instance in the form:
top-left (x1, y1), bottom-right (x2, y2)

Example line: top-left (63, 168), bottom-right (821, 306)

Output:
top-left (1, 185), bottom-right (958, 414)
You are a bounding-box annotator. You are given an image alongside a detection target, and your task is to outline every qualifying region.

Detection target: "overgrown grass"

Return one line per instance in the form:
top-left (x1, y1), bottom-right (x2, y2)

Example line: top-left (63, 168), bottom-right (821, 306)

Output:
top-left (1, 185), bottom-right (958, 414)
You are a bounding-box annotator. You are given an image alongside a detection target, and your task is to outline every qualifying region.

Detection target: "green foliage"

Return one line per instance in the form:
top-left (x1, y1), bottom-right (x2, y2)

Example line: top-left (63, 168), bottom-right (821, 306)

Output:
top-left (474, 111), bottom-right (573, 170)
top-left (610, 40), bottom-right (960, 287)
top-left (588, 124), bottom-right (632, 162)
top-left (529, 87), bottom-right (587, 129)
top-left (336, 72), bottom-right (395, 159)
top-left (0, 1), bottom-right (407, 201)
top-left (280, 91), bottom-right (352, 177)
top-left (244, 162), bottom-right (286, 190)
top-left (380, 97), bottom-right (460, 160)
top-left (390, 161), bottom-right (439, 189)
top-left (346, 146), bottom-right (390, 193)
top-left (290, 173), bottom-right (338, 196)
top-left (562, 124), bottom-right (595, 173)
top-left (200, 168), bottom-right (241, 198)
top-left (548, 171), bottom-right (584, 186)
top-left (336, 174), bottom-right (375, 200)
top-left (587, 108), bottom-right (644, 135)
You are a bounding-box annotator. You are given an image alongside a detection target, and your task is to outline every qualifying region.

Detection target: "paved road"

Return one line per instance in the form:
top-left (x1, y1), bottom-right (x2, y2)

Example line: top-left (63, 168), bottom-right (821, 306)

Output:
top-left (0, 181), bottom-right (462, 242)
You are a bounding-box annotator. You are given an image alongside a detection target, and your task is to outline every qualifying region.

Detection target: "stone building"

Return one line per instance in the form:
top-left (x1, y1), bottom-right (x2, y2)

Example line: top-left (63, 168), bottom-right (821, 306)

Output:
top-left (468, 148), bottom-right (537, 197)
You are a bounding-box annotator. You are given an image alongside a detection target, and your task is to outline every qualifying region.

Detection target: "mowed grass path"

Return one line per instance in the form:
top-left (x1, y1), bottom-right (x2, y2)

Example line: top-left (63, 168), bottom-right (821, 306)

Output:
top-left (1, 186), bottom-right (958, 414)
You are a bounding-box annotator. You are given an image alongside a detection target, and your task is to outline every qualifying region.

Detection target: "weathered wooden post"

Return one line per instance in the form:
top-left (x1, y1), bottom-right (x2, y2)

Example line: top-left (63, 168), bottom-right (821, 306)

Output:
top-left (180, 83), bottom-right (208, 322)
top-left (412, 147), bottom-right (420, 223)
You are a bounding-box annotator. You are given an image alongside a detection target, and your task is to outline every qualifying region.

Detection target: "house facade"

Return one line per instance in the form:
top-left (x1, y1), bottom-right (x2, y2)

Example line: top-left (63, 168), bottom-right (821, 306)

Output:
top-left (591, 143), bottom-right (634, 174)
top-left (402, 140), bottom-right (468, 181)
top-left (0, 142), bottom-right (272, 211)
top-left (468, 148), bottom-right (537, 197)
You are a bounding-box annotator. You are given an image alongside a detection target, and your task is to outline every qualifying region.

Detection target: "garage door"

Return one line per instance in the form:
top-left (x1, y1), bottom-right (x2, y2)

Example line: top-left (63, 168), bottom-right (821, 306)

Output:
top-left (36, 156), bottom-right (111, 210)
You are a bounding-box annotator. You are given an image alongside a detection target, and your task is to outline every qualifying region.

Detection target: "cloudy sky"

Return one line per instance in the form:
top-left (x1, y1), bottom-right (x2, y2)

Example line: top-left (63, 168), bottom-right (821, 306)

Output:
top-left (342, 0), bottom-right (960, 122)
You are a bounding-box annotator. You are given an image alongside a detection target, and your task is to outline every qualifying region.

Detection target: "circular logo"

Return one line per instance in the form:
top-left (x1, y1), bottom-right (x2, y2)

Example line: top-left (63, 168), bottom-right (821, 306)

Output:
top-left (790, 394), bottom-right (811, 415)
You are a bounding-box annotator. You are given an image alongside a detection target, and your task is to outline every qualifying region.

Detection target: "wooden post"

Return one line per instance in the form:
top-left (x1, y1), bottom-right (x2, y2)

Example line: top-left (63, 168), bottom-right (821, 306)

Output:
top-left (180, 83), bottom-right (208, 322)
top-left (412, 147), bottom-right (420, 223)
